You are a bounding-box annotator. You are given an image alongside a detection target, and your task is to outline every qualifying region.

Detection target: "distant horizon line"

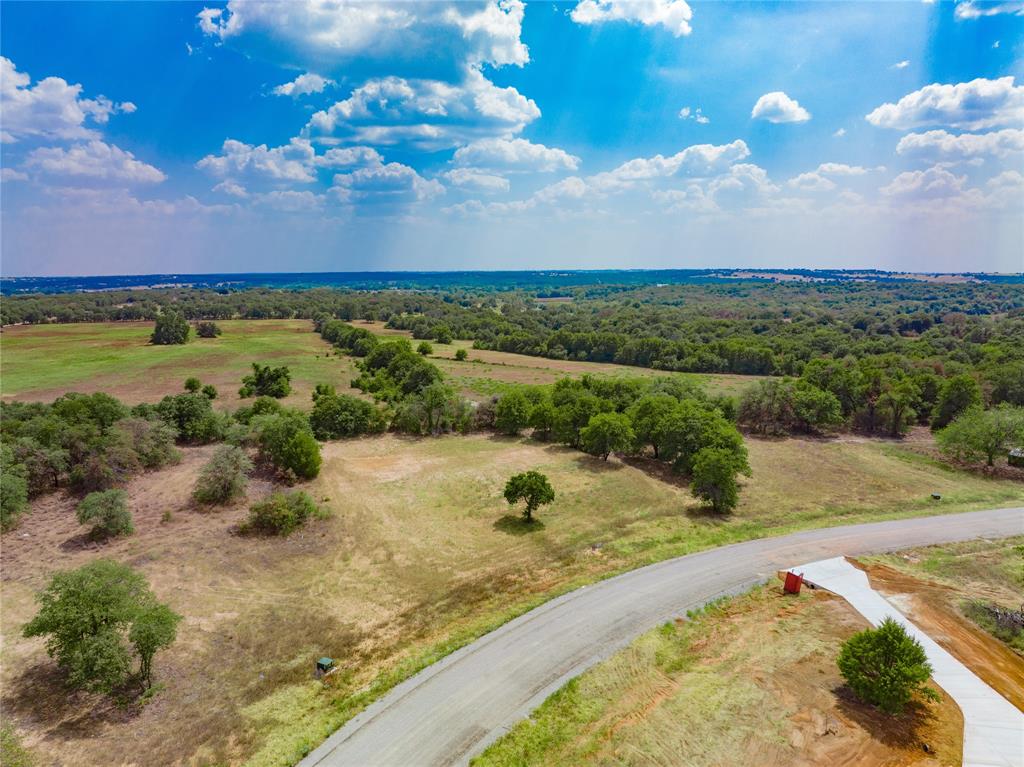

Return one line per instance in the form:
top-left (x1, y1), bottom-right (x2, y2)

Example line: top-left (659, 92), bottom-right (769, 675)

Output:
top-left (4, 267), bottom-right (1022, 280)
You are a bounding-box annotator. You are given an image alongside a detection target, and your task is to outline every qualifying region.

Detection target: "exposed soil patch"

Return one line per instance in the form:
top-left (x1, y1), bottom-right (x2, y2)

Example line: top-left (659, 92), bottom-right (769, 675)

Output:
top-left (859, 562), bottom-right (1024, 710)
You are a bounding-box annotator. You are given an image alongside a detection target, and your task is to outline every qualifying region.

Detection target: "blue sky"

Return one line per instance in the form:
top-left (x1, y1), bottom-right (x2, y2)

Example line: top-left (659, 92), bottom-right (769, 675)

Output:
top-left (1, 0), bottom-right (1022, 276)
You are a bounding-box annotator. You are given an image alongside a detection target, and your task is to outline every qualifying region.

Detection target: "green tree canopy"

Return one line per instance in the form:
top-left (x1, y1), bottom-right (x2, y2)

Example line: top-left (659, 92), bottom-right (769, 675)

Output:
top-left (503, 470), bottom-right (555, 522)
top-left (936, 405), bottom-right (1024, 467)
top-left (837, 617), bottom-right (938, 714)
top-left (931, 373), bottom-right (983, 429)
top-left (150, 312), bottom-right (190, 345)
top-left (23, 560), bottom-right (179, 692)
top-left (580, 412), bottom-right (635, 460)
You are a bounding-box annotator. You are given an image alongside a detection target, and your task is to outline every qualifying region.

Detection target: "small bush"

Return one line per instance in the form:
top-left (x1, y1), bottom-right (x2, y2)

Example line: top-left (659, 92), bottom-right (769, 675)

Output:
top-left (184, 377), bottom-right (202, 393)
top-left (454, 349), bottom-right (468, 361)
top-left (244, 491), bottom-right (321, 536)
top-left (195, 321), bottom-right (222, 339)
top-left (76, 489), bottom-right (134, 540)
top-left (837, 617), bottom-right (938, 714)
top-left (192, 445), bottom-right (252, 505)
top-left (254, 411), bottom-right (322, 479)
top-left (150, 312), bottom-right (190, 345)
top-left (239, 363), bottom-right (291, 399)
top-left (417, 341), bottom-right (434, 356)
top-left (201, 384), bottom-right (218, 400)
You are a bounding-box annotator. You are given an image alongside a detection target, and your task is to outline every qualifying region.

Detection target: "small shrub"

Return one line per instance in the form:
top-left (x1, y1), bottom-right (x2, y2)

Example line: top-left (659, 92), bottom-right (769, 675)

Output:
top-left (76, 489), bottom-right (134, 540)
top-left (192, 445), bottom-right (252, 505)
top-left (417, 341), bottom-right (434, 356)
top-left (254, 411), bottom-right (322, 479)
top-left (837, 617), bottom-right (938, 714)
top-left (184, 377), bottom-right (202, 393)
top-left (201, 384), bottom-right (218, 400)
top-left (150, 312), bottom-right (190, 345)
top-left (244, 491), bottom-right (321, 536)
top-left (454, 349), bottom-right (468, 361)
top-left (239, 363), bottom-right (291, 399)
top-left (195, 321), bottom-right (222, 339)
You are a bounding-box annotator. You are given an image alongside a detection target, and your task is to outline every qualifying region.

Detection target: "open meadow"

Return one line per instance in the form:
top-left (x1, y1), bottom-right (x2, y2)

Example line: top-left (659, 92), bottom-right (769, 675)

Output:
top-left (0, 320), bottom-right (754, 407)
top-left (2, 427), bottom-right (1021, 766)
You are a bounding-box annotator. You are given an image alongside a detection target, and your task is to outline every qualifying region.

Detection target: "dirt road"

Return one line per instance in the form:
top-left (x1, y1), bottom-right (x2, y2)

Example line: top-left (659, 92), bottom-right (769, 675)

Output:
top-left (300, 507), bottom-right (1024, 767)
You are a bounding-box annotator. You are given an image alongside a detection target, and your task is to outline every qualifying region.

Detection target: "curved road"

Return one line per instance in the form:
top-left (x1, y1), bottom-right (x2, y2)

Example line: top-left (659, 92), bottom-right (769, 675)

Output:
top-left (301, 507), bottom-right (1023, 767)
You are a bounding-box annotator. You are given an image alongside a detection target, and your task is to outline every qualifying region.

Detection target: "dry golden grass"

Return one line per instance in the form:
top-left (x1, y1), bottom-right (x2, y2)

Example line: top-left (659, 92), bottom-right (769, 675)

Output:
top-left (1, 434), bottom-right (1020, 766)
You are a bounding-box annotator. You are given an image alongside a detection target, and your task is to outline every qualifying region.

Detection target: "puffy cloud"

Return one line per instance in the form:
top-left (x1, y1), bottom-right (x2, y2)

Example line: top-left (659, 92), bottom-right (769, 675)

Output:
top-left (708, 163), bottom-right (780, 205)
top-left (197, 0), bottom-right (528, 78)
top-left (213, 180), bottom-right (249, 198)
top-left (590, 140), bottom-right (750, 190)
top-left (441, 168), bottom-right (510, 193)
top-left (452, 137), bottom-right (579, 172)
top-left (25, 140), bottom-right (166, 183)
top-left (751, 92), bottom-right (811, 123)
top-left (534, 176), bottom-right (588, 203)
top-left (315, 146), bottom-right (383, 168)
top-left (273, 72), bottom-right (333, 97)
top-left (1, 168), bottom-right (29, 182)
top-left (331, 162), bottom-right (444, 203)
top-left (954, 1), bottom-right (1024, 19)
top-left (833, 128), bottom-right (847, 137)
top-left (895, 128), bottom-right (1024, 160)
top-left (196, 137), bottom-right (317, 182)
top-left (787, 172), bottom-right (836, 191)
top-left (0, 57), bottom-right (134, 142)
top-left (119, 101), bottom-right (137, 114)
top-left (892, 60), bottom-right (910, 69)
top-left (304, 69), bottom-right (539, 150)
top-left (881, 165), bottom-right (966, 199)
top-left (865, 77), bottom-right (1024, 130)
top-left (570, 1), bottom-right (693, 36)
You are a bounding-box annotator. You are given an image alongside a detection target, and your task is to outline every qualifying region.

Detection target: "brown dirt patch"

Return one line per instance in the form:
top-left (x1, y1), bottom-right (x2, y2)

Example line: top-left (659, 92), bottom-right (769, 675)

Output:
top-left (860, 562), bottom-right (1024, 710)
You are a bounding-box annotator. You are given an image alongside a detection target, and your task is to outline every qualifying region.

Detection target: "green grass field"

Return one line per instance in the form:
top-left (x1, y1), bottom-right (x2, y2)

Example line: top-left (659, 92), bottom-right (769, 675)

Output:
top-left (0, 320), bottom-right (755, 407)
top-left (1, 320), bottom-right (357, 409)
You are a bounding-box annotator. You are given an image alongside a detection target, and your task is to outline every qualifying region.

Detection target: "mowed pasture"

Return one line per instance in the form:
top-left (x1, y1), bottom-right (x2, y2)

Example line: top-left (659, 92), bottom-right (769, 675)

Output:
top-left (0, 320), bottom-right (361, 409)
top-left (2, 432), bottom-right (1021, 766)
top-left (0, 320), bottom-right (755, 407)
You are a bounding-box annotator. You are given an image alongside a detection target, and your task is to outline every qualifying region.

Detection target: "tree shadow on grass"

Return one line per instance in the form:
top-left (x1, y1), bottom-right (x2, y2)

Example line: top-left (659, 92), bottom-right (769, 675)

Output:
top-left (493, 514), bottom-right (546, 535)
top-left (683, 502), bottom-right (732, 523)
top-left (619, 454), bottom-right (690, 489)
top-left (2, 661), bottom-right (144, 742)
top-left (572, 454), bottom-right (624, 473)
top-left (833, 684), bottom-right (939, 749)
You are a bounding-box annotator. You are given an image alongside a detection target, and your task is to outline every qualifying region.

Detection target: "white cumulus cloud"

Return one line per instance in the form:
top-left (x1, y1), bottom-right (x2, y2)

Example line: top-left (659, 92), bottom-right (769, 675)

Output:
top-left (866, 77), bottom-right (1024, 130)
top-left (25, 140), bottom-right (166, 183)
top-left (441, 168), bottom-right (510, 193)
top-left (304, 70), bottom-right (539, 150)
top-left (452, 137), bottom-right (579, 172)
top-left (0, 57), bottom-right (135, 142)
top-left (881, 165), bottom-right (966, 199)
top-left (751, 91), bottom-right (811, 123)
top-left (273, 72), bottom-right (333, 97)
top-left (570, 0), bottom-right (693, 36)
top-left (895, 128), bottom-right (1024, 160)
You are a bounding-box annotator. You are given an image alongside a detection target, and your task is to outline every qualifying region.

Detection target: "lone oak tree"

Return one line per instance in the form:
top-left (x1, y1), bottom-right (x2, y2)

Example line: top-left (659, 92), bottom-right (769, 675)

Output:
top-left (503, 470), bottom-right (555, 523)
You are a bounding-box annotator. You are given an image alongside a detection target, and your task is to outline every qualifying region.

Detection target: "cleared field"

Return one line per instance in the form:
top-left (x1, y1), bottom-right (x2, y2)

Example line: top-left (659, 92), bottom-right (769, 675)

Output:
top-left (349, 320), bottom-right (759, 398)
top-left (0, 320), bottom-right (359, 409)
top-left (2, 433), bottom-right (1021, 766)
top-left (473, 585), bottom-right (964, 767)
top-left (1, 320), bottom-right (757, 406)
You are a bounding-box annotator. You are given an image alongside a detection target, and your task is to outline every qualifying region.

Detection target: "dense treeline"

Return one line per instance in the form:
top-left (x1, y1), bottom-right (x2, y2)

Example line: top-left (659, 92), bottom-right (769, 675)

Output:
top-left (7, 282), bottom-right (1021, 390)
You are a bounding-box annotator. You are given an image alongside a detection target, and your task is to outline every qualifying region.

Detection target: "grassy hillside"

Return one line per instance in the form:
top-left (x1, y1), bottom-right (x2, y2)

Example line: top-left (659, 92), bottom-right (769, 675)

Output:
top-left (2, 432), bottom-right (1020, 766)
